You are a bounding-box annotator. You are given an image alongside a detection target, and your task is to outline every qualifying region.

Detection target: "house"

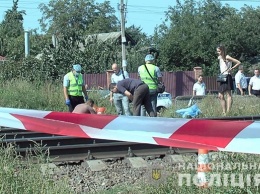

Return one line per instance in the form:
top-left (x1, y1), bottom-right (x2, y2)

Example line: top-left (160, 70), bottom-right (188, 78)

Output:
top-left (85, 31), bottom-right (136, 46)
top-left (36, 31), bottom-right (137, 58)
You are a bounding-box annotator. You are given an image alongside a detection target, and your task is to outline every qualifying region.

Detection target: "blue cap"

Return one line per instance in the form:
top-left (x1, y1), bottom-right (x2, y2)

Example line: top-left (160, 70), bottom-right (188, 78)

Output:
top-left (73, 64), bottom-right (82, 72)
top-left (145, 54), bottom-right (154, 61)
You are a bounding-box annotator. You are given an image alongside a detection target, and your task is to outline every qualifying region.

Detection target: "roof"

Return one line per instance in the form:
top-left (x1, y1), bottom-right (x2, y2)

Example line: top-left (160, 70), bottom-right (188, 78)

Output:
top-left (85, 31), bottom-right (136, 45)
top-left (88, 32), bottom-right (121, 42)
top-left (0, 56), bottom-right (6, 61)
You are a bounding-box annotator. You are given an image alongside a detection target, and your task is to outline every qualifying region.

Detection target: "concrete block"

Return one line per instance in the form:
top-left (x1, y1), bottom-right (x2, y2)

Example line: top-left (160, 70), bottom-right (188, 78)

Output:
top-left (125, 157), bottom-right (149, 168)
top-left (165, 154), bottom-right (197, 163)
top-left (84, 160), bottom-right (107, 171)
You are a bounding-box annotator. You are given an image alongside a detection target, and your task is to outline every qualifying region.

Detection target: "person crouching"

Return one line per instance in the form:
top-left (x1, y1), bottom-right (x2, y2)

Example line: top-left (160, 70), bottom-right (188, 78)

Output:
top-left (109, 78), bottom-right (155, 117)
top-left (72, 99), bottom-right (97, 114)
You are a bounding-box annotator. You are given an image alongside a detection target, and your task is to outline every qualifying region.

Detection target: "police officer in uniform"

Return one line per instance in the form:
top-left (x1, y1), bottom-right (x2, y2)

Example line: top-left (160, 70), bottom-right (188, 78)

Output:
top-left (63, 64), bottom-right (88, 112)
top-left (138, 54), bottom-right (162, 116)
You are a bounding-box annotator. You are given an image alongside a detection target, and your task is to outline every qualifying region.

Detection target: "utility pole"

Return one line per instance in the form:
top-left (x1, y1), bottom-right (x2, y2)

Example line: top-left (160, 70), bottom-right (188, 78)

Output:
top-left (52, 34), bottom-right (57, 48)
top-left (120, 0), bottom-right (127, 71)
top-left (24, 30), bottom-right (30, 57)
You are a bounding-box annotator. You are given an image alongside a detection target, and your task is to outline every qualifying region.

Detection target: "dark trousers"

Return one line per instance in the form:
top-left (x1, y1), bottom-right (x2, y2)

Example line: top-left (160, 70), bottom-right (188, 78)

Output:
top-left (68, 95), bottom-right (84, 112)
top-left (252, 90), bottom-right (260, 97)
top-left (236, 88), bottom-right (248, 95)
top-left (132, 84), bottom-right (155, 117)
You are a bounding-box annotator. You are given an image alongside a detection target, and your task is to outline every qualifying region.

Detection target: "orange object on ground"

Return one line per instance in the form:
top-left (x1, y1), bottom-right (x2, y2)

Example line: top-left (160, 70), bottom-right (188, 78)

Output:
top-left (197, 149), bottom-right (211, 187)
top-left (96, 107), bottom-right (106, 114)
top-left (93, 105), bottom-right (98, 111)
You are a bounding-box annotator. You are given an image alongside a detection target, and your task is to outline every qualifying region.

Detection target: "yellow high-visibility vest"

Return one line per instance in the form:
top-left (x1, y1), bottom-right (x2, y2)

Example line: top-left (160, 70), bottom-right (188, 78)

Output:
top-left (139, 64), bottom-right (157, 90)
top-left (67, 72), bottom-right (83, 96)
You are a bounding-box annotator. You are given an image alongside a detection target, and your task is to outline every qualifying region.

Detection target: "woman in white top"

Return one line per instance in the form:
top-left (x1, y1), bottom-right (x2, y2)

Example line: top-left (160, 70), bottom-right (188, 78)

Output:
top-left (217, 45), bottom-right (241, 115)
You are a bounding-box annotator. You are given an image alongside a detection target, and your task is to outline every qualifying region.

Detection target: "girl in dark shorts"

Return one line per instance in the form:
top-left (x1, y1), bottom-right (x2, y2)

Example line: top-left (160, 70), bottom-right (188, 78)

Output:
top-left (217, 45), bottom-right (241, 115)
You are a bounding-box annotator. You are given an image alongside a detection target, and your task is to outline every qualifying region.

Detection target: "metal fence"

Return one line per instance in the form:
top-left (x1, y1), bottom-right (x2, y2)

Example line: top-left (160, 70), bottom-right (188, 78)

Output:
top-left (83, 71), bottom-right (220, 98)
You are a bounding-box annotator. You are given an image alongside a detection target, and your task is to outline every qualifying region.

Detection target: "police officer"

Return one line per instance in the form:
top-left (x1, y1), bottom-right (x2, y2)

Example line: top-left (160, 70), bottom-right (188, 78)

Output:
top-left (138, 54), bottom-right (162, 116)
top-left (63, 64), bottom-right (88, 112)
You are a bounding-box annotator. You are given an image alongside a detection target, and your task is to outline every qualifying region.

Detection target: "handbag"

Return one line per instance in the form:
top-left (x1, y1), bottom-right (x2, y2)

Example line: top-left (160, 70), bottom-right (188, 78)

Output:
top-left (216, 74), bottom-right (228, 82)
top-left (216, 67), bottom-right (232, 82)
top-left (157, 82), bottom-right (166, 93)
top-left (143, 64), bottom-right (165, 93)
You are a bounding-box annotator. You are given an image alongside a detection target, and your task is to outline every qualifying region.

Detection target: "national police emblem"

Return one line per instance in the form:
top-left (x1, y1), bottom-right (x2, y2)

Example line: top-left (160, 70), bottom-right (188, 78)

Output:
top-left (141, 164), bottom-right (169, 186)
top-left (152, 169), bottom-right (161, 180)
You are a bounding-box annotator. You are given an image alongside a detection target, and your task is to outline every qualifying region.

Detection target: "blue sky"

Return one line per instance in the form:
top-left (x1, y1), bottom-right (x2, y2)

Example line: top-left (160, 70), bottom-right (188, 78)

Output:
top-left (0, 0), bottom-right (259, 36)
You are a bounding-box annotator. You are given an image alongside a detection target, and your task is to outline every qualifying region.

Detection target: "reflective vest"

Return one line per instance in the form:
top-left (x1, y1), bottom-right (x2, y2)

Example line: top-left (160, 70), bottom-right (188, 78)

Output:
top-left (67, 72), bottom-right (83, 96)
top-left (139, 64), bottom-right (157, 90)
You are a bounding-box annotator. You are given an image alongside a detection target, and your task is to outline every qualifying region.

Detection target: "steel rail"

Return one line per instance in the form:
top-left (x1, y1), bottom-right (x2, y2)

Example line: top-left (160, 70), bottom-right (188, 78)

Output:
top-left (1, 115), bottom-right (257, 162)
top-left (0, 128), bottom-right (197, 162)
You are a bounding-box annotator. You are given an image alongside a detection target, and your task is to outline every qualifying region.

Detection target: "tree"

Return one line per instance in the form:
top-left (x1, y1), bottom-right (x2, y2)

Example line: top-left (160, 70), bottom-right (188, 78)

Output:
top-left (0, 0), bottom-right (25, 57)
top-left (157, 0), bottom-right (224, 73)
top-left (236, 6), bottom-right (260, 59)
top-left (156, 0), bottom-right (260, 75)
top-left (126, 25), bottom-right (147, 44)
top-left (39, 0), bottom-right (120, 44)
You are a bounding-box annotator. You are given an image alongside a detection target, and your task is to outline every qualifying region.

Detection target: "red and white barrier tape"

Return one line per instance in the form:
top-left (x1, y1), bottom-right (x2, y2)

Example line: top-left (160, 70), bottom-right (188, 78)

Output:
top-left (0, 107), bottom-right (259, 154)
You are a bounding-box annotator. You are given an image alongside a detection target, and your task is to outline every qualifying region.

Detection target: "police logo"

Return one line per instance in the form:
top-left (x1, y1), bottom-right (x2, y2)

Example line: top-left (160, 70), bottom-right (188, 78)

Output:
top-left (141, 165), bottom-right (169, 186)
top-left (152, 169), bottom-right (161, 180)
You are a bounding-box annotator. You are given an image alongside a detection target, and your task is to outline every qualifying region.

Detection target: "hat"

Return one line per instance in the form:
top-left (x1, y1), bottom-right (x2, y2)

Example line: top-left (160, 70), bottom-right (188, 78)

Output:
top-left (145, 54), bottom-right (154, 61)
top-left (73, 64), bottom-right (82, 72)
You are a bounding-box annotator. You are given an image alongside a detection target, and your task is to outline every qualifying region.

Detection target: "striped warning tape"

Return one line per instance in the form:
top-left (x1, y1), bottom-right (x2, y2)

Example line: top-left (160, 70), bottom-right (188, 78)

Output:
top-left (0, 107), bottom-right (260, 154)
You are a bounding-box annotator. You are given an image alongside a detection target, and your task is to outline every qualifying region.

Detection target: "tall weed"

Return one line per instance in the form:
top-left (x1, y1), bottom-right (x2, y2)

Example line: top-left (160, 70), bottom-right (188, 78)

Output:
top-left (0, 143), bottom-right (72, 194)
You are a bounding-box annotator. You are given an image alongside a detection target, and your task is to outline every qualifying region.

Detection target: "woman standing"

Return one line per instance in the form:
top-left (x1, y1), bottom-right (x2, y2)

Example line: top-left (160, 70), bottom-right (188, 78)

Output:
top-left (217, 45), bottom-right (241, 115)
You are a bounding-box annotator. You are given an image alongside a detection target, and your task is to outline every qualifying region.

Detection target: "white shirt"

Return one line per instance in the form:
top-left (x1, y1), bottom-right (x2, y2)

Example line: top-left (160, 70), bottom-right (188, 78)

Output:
top-left (249, 76), bottom-right (260, 90)
top-left (111, 69), bottom-right (129, 97)
top-left (193, 82), bottom-right (206, 95)
top-left (111, 69), bottom-right (129, 84)
top-left (219, 56), bottom-right (232, 75)
top-left (235, 71), bottom-right (247, 89)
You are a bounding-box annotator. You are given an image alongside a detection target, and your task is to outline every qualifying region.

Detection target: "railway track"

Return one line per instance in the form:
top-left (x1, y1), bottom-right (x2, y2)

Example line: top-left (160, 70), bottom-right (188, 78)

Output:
top-left (1, 115), bottom-right (257, 163)
top-left (0, 127), bottom-right (196, 163)
top-left (1, 116), bottom-right (259, 192)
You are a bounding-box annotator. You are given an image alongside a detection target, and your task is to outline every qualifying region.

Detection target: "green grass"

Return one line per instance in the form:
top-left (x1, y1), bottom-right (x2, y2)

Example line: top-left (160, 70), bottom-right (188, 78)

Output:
top-left (0, 143), bottom-right (73, 194)
top-left (1, 79), bottom-right (260, 193)
top-left (171, 94), bottom-right (260, 118)
top-left (1, 79), bottom-right (259, 117)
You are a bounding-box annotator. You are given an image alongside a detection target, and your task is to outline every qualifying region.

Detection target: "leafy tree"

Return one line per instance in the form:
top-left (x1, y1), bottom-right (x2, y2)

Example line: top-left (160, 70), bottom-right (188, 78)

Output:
top-left (126, 25), bottom-right (147, 44)
top-left (39, 0), bottom-right (120, 44)
top-left (157, 0), bottom-right (224, 73)
top-left (1, 0), bottom-right (24, 38)
top-left (156, 0), bottom-right (260, 75)
top-left (29, 0), bottom-right (124, 77)
top-left (0, 0), bottom-right (25, 58)
top-left (29, 30), bottom-right (52, 57)
top-left (236, 6), bottom-right (260, 59)
top-left (125, 25), bottom-right (160, 72)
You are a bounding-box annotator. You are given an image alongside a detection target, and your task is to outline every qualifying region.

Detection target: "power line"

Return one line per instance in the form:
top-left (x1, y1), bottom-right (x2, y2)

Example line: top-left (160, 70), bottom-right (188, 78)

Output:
top-left (127, 5), bottom-right (170, 9)
top-left (0, 6), bottom-right (40, 10)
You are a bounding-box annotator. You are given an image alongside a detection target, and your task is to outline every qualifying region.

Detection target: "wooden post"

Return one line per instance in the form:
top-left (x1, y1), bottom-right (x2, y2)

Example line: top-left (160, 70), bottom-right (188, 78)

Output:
top-left (106, 70), bottom-right (114, 89)
top-left (193, 67), bottom-right (203, 79)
